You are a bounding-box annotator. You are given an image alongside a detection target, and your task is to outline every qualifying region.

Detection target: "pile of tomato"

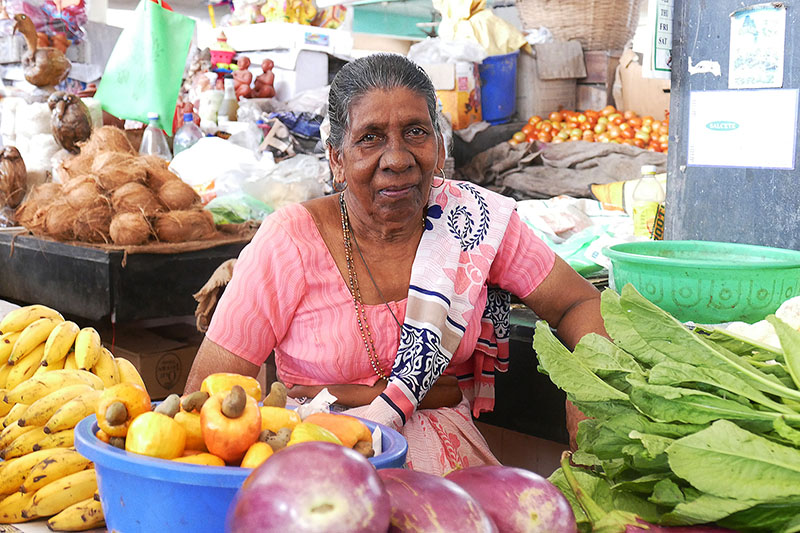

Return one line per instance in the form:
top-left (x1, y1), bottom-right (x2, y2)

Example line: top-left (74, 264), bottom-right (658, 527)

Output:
top-left (509, 105), bottom-right (669, 152)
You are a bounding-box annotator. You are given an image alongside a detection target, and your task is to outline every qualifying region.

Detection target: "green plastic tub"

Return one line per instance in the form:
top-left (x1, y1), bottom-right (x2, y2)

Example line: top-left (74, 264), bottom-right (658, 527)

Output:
top-left (603, 240), bottom-right (800, 324)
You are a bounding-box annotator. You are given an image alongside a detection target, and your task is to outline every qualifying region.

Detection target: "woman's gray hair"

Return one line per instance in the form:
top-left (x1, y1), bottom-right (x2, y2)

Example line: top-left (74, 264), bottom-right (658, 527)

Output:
top-left (326, 53), bottom-right (440, 151)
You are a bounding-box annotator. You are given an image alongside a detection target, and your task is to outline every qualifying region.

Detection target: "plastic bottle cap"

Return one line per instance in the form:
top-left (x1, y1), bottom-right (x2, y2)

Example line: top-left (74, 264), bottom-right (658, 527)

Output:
top-left (641, 165), bottom-right (658, 174)
top-left (147, 112), bottom-right (160, 120)
top-left (183, 113), bottom-right (194, 122)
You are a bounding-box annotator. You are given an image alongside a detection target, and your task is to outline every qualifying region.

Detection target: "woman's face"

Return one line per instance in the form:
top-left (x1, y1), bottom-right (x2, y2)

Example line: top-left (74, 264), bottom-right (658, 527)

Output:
top-left (330, 87), bottom-right (444, 228)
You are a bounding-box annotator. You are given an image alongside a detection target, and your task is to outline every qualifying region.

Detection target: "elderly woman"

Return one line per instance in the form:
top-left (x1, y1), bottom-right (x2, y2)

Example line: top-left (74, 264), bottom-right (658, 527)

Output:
top-left (186, 53), bottom-right (605, 475)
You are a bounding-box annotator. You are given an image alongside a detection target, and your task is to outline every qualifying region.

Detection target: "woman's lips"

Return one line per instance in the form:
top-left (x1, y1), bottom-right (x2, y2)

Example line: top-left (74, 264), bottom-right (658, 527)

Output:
top-left (379, 185), bottom-right (415, 198)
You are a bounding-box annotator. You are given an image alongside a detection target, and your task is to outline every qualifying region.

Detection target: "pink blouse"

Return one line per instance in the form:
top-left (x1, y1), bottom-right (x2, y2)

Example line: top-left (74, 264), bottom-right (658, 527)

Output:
top-left (206, 203), bottom-right (555, 387)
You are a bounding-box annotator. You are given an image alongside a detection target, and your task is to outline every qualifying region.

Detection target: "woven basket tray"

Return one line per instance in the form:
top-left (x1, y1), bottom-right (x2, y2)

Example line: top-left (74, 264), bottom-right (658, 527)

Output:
top-left (517, 0), bottom-right (642, 51)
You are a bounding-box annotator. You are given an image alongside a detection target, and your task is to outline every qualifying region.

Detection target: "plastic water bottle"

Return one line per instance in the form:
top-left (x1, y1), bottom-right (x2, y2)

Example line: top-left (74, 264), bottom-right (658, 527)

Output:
top-left (139, 112), bottom-right (173, 162)
top-left (173, 113), bottom-right (204, 156)
top-left (632, 165), bottom-right (665, 238)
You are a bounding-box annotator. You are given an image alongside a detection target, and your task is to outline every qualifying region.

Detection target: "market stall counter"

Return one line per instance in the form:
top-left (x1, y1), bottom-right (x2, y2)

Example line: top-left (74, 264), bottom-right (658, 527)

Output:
top-left (0, 227), bottom-right (254, 324)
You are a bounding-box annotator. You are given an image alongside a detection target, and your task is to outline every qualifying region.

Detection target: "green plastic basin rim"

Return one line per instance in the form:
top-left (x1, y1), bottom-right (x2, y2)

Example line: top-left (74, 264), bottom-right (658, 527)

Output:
top-left (602, 240), bottom-right (800, 270)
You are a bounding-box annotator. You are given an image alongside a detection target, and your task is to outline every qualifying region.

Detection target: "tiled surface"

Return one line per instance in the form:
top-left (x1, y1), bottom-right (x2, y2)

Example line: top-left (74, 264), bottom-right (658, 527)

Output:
top-left (475, 421), bottom-right (568, 478)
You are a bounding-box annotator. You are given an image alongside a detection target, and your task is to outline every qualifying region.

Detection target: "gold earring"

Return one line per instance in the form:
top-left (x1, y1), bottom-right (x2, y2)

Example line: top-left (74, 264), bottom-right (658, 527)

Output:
top-left (432, 168), bottom-right (446, 188)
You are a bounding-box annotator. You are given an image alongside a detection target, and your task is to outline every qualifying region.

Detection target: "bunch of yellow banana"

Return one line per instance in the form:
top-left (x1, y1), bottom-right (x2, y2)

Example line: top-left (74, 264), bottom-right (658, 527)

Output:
top-left (0, 448), bottom-right (101, 528)
top-left (0, 304), bottom-right (149, 530)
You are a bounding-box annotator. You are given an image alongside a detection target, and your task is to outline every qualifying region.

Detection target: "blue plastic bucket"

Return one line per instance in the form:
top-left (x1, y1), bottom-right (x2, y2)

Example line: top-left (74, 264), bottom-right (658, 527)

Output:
top-left (479, 51), bottom-right (520, 125)
top-left (75, 414), bottom-right (408, 533)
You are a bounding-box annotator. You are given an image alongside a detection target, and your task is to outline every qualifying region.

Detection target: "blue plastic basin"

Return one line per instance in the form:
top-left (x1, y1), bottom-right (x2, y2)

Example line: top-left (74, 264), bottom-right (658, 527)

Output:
top-left (75, 414), bottom-right (407, 533)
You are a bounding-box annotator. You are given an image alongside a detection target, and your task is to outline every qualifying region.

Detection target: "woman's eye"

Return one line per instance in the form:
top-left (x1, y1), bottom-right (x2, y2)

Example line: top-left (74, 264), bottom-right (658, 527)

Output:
top-left (408, 127), bottom-right (427, 136)
top-left (359, 133), bottom-right (378, 143)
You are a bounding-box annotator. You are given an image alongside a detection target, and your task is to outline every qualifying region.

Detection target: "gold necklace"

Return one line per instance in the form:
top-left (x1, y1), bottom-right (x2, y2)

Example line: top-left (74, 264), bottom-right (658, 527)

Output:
top-left (339, 193), bottom-right (390, 381)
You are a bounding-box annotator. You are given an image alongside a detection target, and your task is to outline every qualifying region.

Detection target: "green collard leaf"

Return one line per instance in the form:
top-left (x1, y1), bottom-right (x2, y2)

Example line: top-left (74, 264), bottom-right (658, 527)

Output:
top-left (773, 417), bottom-right (800, 447)
top-left (575, 401), bottom-right (707, 439)
top-left (621, 441), bottom-right (670, 474)
top-left (610, 473), bottom-right (671, 495)
top-left (573, 333), bottom-right (645, 376)
top-left (628, 430), bottom-right (674, 457)
top-left (549, 466), bottom-right (615, 525)
top-left (571, 450), bottom-right (601, 467)
top-left (695, 324), bottom-right (785, 362)
top-left (667, 419), bottom-right (800, 501)
top-left (600, 289), bottom-right (667, 367)
top-left (619, 285), bottom-right (800, 403)
top-left (647, 360), bottom-right (797, 415)
top-left (648, 478), bottom-right (685, 507)
top-left (577, 418), bottom-right (632, 461)
top-left (718, 498), bottom-right (800, 533)
top-left (661, 493), bottom-right (763, 526)
top-left (534, 321), bottom-right (628, 402)
top-left (768, 315), bottom-right (800, 390)
top-left (628, 381), bottom-right (778, 432)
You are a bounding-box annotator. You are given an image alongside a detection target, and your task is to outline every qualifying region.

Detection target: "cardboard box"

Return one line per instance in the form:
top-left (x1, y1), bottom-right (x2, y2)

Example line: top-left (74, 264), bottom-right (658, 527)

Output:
top-left (420, 62), bottom-right (482, 130)
top-left (614, 48), bottom-right (671, 120)
top-left (107, 325), bottom-right (202, 401)
top-left (577, 83), bottom-right (611, 111)
top-left (516, 41), bottom-right (587, 120)
top-left (580, 50), bottom-right (621, 85)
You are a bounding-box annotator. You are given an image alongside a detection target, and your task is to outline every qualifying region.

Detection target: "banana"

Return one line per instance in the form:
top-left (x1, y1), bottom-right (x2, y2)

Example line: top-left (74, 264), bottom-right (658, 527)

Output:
top-left (19, 384), bottom-right (94, 428)
top-left (21, 448), bottom-right (91, 493)
top-left (47, 496), bottom-right (105, 531)
top-left (5, 369), bottom-right (104, 405)
top-left (0, 420), bottom-right (36, 449)
top-left (7, 317), bottom-right (62, 366)
top-left (92, 347), bottom-right (119, 388)
top-left (0, 331), bottom-right (21, 365)
top-left (0, 363), bottom-right (12, 389)
top-left (5, 343), bottom-right (46, 390)
top-left (33, 428), bottom-right (74, 451)
top-left (34, 353), bottom-right (66, 375)
top-left (44, 388), bottom-right (102, 434)
top-left (1, 425), bottom-right (47, 459)
top-left (115, 355), bottom-right (147, 392)
top-left (0, 304), bottom-right (63, 335)
top-left (0, 394), bottom-right (11, 418)
top-left (0, 491), bottom-right (35, 523)
top-left (2, 402), bottom-right (29, 428)
top-left (73, 328), bottom-right (102, 371)
top-left (0, 448), bottom-right (57, 495)
top-left (22, 468), bottom-right (97, 519)
top-left (42, 320), bottom-right (80, 368)
top-left (64, 350), bottom-right (78, 370)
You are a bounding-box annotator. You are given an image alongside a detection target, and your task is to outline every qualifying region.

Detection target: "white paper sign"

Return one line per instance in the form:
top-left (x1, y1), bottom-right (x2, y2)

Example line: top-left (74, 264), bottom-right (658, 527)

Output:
top-left (729, 3), bottom-right (786, 89)
top-left (644, 0), bottom-right (673, 80)
top-left (687, 89), bottom-right (798, 169)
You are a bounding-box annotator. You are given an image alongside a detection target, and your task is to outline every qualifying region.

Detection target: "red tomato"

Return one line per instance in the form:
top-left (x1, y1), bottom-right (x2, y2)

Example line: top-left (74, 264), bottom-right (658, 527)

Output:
top-left (549, 111), bottom-right (564, 122)
top-left (528, 115), bottom-right (542, 125)
top-left (600, 105), bottom-right (616, 117)
top-left (633, 138), bottom-right (646, 148)
top-left (584, 109), bottom-right (600, 120)
top-left (623, 110), bottom-right (638, 121)
top-left (512, 131), bottom-right (526, 143)
top-left (607, 125), bottom-right (621, 138)
top-left (521, 124), bottom-right (535, 135)
top-left (537, 131), bottom-right (553, 142)
top-left (540, 121), bottom-right (553, 133)
top-left (597, 133), bottom-right (611, 143)
top-left (551, 137), bottom-right (565, 143)
top-left (621, 128), bottom-right (635, 139)
top-left (627, 116), bottom-right (643, 129)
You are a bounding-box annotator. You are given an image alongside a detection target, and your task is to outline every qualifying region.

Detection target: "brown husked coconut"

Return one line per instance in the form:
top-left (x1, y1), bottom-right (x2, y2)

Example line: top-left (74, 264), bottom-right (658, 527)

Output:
top-left (0, 147), bottom-right (28, 209)
top-left (44, 199), bottom-right (78, 241)
top-left (61, 151), bottom-right (94, 182)
top-left (140, 155), bottom-right (180, 190)
top-left (63, 175), bottom-right (108, 210)
top-left (72, 203), bottom-right (113, 243)
top-left (109, 211), bottom-right (152, 246)
top-left (157, 179), bottom-right (200, 210)
top-left (78, 125), bottom-right (136, 155)
top-left (154, 209), bottom-right (216, 243)
top-left (91, 151), bottom-right (147, 192)
top-left (111, 182), bottom-right (163, 216)
top-left (15, 182), bottom-right (62, 227)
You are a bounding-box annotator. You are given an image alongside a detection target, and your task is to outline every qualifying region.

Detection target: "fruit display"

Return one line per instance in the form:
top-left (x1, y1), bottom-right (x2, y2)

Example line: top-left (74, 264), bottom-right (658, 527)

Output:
top-left (540, 285), bottom-right (800, 532)
top-left (509, 105), bottom-right (670, 152)
top-left (0, 303), bottom-right (148, 530)
top-left (14, 125), bottom-right (214, 246)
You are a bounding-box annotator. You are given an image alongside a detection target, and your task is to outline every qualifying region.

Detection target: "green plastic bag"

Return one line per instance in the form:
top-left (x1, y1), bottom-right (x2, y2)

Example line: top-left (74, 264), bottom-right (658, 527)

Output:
top-left (95, 0), bottom-right (195, 134)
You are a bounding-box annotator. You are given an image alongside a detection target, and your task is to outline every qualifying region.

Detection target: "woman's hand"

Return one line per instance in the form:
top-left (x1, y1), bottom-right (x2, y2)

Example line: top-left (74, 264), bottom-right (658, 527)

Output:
top-left (288, 375), bottom-right (462, 410)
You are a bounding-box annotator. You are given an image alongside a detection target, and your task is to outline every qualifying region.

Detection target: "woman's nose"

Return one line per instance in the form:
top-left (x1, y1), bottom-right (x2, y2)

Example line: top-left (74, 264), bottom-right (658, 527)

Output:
top-left (381, 135), bottom-right (414, 172)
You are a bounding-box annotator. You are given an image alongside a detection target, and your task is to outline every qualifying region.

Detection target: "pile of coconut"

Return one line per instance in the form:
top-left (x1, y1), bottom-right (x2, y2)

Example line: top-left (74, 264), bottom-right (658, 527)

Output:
top-left (15, 126), bottom-right (217, 246)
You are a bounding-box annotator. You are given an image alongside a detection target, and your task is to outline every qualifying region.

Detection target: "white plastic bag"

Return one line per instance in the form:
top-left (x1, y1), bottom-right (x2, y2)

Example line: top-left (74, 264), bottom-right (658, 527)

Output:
top-left (243, 154), bottom-right (328, 211)
top-left (407, 37), bottom-right (488, 64)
